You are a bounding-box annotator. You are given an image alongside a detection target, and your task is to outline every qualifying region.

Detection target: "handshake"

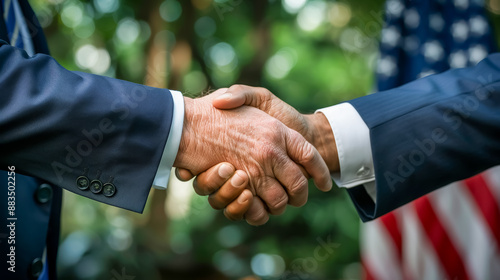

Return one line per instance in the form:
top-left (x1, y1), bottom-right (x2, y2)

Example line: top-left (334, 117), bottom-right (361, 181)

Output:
top-left (173, 85), bottom-right (339, 226)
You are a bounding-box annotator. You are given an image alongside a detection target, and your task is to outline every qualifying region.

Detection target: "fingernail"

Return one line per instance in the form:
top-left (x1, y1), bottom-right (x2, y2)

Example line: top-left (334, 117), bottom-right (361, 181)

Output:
top-left (218, 164), bottom-right (234, 179)
top-left (231, 171), bottom-right (246, 187)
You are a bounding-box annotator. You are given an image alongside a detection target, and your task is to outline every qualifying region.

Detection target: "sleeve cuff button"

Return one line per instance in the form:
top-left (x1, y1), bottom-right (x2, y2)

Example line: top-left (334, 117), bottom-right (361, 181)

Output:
top-left (103, 183), bottom-right (116, 197)
top-left (90, 180), bottom-right (103, 194)
top-left (77, 176), bottom-right (90, 190)
top-left (356, 166), bottom-right (371, 177)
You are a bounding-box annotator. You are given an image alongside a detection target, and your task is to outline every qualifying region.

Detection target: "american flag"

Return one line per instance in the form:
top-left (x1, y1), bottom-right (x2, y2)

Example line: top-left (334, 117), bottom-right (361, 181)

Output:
top-left (361, 0), bottom-right (499, 279)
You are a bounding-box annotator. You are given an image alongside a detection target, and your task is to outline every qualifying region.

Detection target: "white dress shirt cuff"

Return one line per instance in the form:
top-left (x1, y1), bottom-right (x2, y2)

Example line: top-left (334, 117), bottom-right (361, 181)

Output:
top-left (152, 90), bottom-right (184, 190)
top-left (317, 103), bottom-right (376, 201)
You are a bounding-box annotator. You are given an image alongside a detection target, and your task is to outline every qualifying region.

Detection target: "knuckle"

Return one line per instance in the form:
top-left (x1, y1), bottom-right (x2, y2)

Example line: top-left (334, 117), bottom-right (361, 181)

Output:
top-left (250, 214), bottom-right (267, 225)
top-left (288, 176), bottom-right (308, 198)
top-left (248, 206), bottom-right (268, 222)
top-left (246, 166), bottom-right (263, 181)
top-left (217, 191), bottom-right (233, 204)
top-left (229, 84), bottom-right (245, 93)
top-left (269, 195), bottom-right (288, 212)
top-left (300, 142), bottom-right (316, 164)
top-left (260, 142), bottom-right (281, 159)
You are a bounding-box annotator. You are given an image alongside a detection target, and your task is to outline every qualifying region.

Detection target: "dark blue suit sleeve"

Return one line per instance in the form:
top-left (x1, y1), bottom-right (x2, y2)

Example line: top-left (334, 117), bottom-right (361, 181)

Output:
top-left (0, 41), bottom-right (175, 213)
top-left (346, 53), bottom-right (500, 221)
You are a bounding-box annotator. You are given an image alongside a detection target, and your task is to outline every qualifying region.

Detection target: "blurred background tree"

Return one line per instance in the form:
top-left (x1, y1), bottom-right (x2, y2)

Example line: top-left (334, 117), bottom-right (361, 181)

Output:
top-left (29, 0), bottom-right (500, 279)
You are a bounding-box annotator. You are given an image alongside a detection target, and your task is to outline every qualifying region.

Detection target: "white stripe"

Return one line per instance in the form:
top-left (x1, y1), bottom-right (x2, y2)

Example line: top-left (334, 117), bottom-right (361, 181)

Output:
top-left (483, 166), bottom-right (500, 207)
top-left (430, 182), bottom-right (500, 279)
top-left (361, 219), bottom-right (403, 280)
top-left (400, 205), bottom-right (445, 280)
top-left (478, 167), bottom-right (500, 278)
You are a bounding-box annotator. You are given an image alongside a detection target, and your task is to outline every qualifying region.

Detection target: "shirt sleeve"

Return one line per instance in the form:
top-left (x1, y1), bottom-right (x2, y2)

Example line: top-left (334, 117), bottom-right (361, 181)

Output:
top-left (152, 90), bottom-right (184, 190)
top-left (316, 103), bottom-right (377, 201)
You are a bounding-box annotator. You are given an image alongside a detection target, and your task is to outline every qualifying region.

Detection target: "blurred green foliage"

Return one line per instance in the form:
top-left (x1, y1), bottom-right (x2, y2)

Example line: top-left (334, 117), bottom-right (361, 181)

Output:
top-left (30, 0), bottom-right (500, 279)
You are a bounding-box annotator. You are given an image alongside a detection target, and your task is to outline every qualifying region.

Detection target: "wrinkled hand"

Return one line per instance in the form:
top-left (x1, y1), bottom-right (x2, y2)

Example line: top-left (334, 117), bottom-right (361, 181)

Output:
top-left (213, 85), bottom-right (339, 172)
top-left (173, 89), bottom-right (332, 223)
top-left (177, 86), bottom-right (338, 225)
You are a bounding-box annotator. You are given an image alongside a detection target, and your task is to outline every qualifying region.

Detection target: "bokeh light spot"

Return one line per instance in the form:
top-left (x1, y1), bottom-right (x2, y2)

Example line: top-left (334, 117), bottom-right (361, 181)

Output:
top-left (94, 0), bottom-right (119, 14)
top-left (160, 0), bottom-right (182, 22)
top-left (195, 16), bottom-right (217, 38)
top-left (329, 3), bottom-right (351, 27)
top-left (74, 16), bottom-right (95, 39)
top-left (217, 225), bottom-right (243, 248)
top-left (183, 71), bottom-right (208, 94)
top-left (265, 48), bottom-right (297, 79)
top-left (209, 42), bottom-right (236, 67)
top-left (75, 44), bottom-right (111, 74)
top-left (61, 4), bottom-right (83, 28)
top-left (282, 0), bottom-right (307, 14)
top-left (251, 253), bottom-right (286, 277)
top-left (116, 18), bottom-right (140, 44)
top-left (213, 250), bottom-right (245, 277)
top-left (170, 233), bottom-right (193, 254)
top-left (297, 1), bottom-right (326, 31)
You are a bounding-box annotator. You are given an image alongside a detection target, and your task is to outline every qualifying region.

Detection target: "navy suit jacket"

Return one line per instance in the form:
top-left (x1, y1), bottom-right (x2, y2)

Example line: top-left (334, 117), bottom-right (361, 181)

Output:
top-left (347, 54), bottom-right (500, 222)
top-left (0, 1), bottom-right (174, 279)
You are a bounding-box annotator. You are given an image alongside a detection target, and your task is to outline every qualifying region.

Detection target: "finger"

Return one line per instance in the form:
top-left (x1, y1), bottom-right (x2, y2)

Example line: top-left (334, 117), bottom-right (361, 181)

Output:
top-left (255, 177), bottom-right (288, 215)
top-left (193, 163), bottom-right (235, 196)
top-left (286, 130), bottom-right (333, 192)
top-left (244, 197), bottom-right (270, 226)
top-left (213, 85), bottom-right (272, 110)
top-left (208, 170), bottom-right (248, 209)
top-left (272, 157), bottom-right (309, 207)
top-left (175, 168), bottom-right (195, 181)
top-left (223, 189), bottom-right (253, 221)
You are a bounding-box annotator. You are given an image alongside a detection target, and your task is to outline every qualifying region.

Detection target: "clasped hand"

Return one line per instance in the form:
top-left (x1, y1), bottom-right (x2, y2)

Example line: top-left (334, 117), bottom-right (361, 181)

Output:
top-left (173, 86), bottom-right (337, 225)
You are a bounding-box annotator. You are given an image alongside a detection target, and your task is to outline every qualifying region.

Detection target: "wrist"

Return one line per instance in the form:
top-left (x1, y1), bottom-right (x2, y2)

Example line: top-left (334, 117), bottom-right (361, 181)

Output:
top-left (304, 113), bottom-right (339, 173)
top-left (174, 97), bottom-right (196, 169)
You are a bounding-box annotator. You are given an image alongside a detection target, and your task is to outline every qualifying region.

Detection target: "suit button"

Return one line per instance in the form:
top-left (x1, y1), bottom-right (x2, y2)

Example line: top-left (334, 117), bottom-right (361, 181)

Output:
top-left (29, 258), bottom-right (43, 279)
top-left (35, 184), bottom-right (53, 204)
top-left (90, 180), bottom-right (103, 194)
top-left (102, 183), bottom-right (116, 197)
top-left (77, 176), bottom-right (90, 190)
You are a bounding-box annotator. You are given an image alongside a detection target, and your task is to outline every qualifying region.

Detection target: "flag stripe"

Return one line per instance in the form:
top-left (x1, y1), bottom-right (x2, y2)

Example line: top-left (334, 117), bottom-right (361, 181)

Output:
top-left (463, 174), bottom-right (500, 252)
top-left (430, 182), bottom-right (497, 279)
top-left (379, 213), bottom-right (402, 262)
top-left (401, 205), bottom-right (445, 280)
top-left (414, 196), bottom-right (470, 280)
top-left (362, 257), bottom-right (377, 280)
top-left (361, 220), bottom-right (404, 279)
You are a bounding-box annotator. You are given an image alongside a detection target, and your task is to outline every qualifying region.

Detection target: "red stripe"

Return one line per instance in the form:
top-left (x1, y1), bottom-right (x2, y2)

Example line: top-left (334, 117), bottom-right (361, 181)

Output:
top-left (463, 174), bottom-right (500, 251)
top-left (362, 257), bottom-right (377, 280)
top-left (380, 212), bottom-right (403, 262)
top-left (414, 196), bottom-right (470, 280)
top-left (380, 211), bottom-right (414, 280)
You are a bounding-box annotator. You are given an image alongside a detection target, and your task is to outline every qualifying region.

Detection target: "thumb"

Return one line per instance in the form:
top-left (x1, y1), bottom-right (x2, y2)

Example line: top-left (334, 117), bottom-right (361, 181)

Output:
top-left (212, 91), bottom-right (247, 109)
top-left (213, 85), bottom-right (270, 110)
top-left (175, 168), bottom-right (195, 181)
